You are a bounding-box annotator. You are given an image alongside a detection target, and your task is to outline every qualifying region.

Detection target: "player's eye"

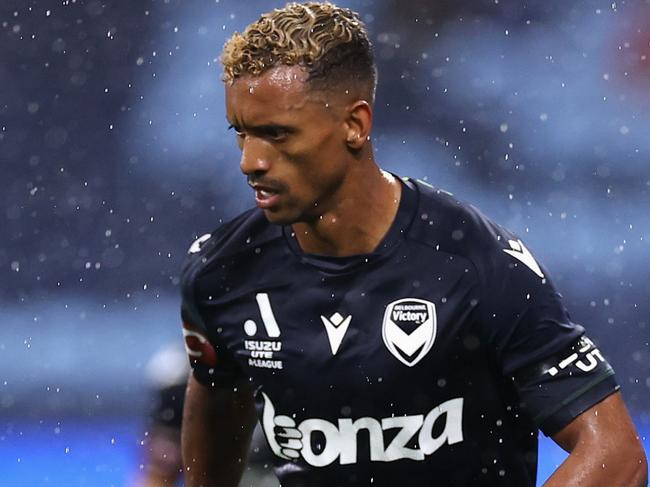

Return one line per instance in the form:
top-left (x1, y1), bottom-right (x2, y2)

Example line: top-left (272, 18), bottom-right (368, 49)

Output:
top-left (261, 126), bottom-right (290, 142)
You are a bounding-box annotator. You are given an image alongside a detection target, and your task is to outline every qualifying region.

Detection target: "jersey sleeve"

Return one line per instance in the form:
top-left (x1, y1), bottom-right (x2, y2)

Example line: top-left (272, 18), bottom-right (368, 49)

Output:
top-left (511, 336), bottom-right (618, 435)
top-left (180, 234), bottom-right (245, 388)
top-left (474, 228), bottom-right (619, 436)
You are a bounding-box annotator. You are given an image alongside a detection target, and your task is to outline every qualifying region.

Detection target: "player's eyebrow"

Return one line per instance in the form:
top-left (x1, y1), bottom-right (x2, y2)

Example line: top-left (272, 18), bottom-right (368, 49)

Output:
top-left (227, 120), bottom-right (297, 135)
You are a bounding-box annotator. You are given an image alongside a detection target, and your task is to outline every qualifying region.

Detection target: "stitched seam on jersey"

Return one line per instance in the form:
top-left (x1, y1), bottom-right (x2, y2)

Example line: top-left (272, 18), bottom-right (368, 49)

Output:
top-left (407, 237), bottom-right (476, 264)
top-left (405, 238), bottom-right (483, 326)
top-left (532, 368), bottom-right (615, 425)
top-left (401, 179), bottom-right (483, 291)
top-left (407, 238), bottom-right (481, 285)
top-left (201, 235), bottom-right (285, 276)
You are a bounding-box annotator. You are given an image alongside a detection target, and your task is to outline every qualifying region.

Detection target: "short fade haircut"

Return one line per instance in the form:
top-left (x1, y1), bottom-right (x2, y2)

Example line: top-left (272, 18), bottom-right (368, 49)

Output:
top-left (221, 2), bottom-right (377, 101)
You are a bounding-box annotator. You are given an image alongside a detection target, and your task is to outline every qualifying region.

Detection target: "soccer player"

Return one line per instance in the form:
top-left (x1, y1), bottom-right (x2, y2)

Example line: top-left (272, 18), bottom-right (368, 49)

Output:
top-left (179, 2), bottom-right (648, 486)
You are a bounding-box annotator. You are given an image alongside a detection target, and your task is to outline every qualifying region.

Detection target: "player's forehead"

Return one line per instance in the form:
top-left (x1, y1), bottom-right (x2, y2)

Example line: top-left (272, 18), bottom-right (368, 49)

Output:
top-left (225, 65), bottom-right (314, 126)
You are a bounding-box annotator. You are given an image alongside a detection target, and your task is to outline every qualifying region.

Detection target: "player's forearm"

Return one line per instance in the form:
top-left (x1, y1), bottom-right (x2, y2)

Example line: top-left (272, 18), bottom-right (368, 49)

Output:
top-left (181, 375), bottom-right (257, 487)
top-left (545, 393), bottom-right (648, 487)
top-left (140, 471), bottom-right (180, 487)
top-left (543, 437), bottom-right (648, 487)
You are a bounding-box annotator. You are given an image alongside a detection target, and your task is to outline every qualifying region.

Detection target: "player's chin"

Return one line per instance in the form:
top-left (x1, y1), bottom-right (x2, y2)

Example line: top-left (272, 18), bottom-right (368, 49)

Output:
top-left (260, 197), bottom-right (315, 225)
top-left (261, 207), bottom-right (297, 226)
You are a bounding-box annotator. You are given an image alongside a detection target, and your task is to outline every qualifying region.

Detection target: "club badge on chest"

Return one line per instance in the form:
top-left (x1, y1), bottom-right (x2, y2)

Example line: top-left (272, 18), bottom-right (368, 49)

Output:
top-left (382, 298), bottom-right (437, 367)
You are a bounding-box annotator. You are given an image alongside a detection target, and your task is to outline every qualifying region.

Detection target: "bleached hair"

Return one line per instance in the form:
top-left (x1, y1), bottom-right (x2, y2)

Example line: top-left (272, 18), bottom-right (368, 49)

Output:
top-left (221, 2), bottom-right (376, 100)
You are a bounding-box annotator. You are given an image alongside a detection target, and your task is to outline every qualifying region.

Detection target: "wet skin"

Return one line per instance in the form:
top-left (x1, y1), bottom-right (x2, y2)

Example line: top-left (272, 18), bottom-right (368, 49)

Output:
top-left (225, 65), bottom-right (401, 256)
top-left (226, 66), bottom-right (352, 224)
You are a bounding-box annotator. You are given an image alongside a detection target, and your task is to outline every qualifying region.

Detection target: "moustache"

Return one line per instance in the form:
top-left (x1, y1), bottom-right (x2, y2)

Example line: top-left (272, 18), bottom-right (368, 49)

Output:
top-left (247, 177), bottom-right (287, 193)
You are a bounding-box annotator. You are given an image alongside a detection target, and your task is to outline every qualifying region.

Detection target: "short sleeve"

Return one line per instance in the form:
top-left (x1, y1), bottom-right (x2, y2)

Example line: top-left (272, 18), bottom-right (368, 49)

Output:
top-left (180, 232), bottom-right (245, 388)
top-left (475, 234), bottom-right (619, 434)
top-left (512, 336), bottom-right (618, 436)
top-left (477, 236), bottom-right (583, 372)
top-left (180, 300), bottom-right (245, 388)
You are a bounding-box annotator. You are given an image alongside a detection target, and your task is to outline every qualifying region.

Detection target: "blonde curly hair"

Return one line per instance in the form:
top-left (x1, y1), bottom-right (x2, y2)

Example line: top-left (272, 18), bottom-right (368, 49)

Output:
top-left (221, 2), bottom-right (376, 99)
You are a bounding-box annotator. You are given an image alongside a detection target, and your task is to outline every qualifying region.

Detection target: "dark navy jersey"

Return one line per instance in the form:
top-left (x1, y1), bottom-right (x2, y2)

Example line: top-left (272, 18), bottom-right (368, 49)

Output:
top-left (180, 178), bottom-right (618, 487)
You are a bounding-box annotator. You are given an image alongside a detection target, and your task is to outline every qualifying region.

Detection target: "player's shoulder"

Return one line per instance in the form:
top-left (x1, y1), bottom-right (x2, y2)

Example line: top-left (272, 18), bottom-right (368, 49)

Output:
top-left (408, 179), bottom-right (513, 253)
top-left (180, 207), bottom-right (282, 283)
top-left (407, 178), bottom-right (537, 278)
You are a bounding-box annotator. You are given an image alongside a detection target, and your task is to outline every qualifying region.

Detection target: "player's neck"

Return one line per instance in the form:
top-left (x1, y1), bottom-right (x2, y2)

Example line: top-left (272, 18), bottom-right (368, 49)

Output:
top-left (291, 165), bottom-right (402, 256)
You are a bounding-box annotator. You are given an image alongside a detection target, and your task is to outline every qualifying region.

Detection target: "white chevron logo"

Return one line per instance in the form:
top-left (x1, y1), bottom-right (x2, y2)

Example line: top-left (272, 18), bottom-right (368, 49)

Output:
top-left (320, 312), bottom-right (352, 355)
top-left (383, 321), bottom-right (433, 356)
top-left (503, 239), bottom-right (544, 279)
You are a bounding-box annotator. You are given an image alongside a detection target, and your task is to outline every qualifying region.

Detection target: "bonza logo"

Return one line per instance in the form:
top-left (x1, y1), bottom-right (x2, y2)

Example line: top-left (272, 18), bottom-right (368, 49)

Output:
top-left (261, 392), bottom-right (464, 467)
top-left (382, 298), bottom-right (437, 367)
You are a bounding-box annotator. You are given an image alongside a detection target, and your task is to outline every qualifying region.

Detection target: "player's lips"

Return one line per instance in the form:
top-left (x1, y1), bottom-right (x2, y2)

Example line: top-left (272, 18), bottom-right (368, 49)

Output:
top-left (250, 183), bottom-right (282, 209)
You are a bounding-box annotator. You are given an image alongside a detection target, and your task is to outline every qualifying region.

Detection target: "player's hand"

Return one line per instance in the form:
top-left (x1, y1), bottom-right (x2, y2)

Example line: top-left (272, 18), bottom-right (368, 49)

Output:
top-left (273, 415), bottom-right (303, 459)
top-left (261, 392), bottom-right (303, 460)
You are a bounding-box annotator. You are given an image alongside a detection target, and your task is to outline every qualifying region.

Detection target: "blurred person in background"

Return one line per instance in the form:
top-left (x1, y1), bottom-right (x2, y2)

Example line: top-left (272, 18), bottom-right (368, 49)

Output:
top-left (133, 344), bottom-right (277, 487)
top-left (179, 2), bottom-right (647, 487)
top-left (133, 344), bottom-right (188, 487)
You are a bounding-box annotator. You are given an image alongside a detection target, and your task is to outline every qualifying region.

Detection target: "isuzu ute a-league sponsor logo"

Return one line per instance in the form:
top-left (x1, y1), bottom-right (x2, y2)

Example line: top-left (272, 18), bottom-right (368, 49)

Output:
top-left (382, 298), bottom-right (437, 367)
top-left (261, 392), bottom-right (464, 467)
top-left (243, 292), bottom-right (284, 370)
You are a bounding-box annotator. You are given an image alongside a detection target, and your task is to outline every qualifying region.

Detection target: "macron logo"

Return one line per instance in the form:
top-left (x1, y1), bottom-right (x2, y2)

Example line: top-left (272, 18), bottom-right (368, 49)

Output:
top-left (503, 239), bottom-right (544, 279)
top-left (320, 312), bottom-right (352, 355)
top-left (188, 233), bottom-right (211, 254)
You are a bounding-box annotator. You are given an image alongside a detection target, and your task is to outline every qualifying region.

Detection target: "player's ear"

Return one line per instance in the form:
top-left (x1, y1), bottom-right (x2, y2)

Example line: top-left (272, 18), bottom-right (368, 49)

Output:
top-left (344, 100), bottom-right (372, 150)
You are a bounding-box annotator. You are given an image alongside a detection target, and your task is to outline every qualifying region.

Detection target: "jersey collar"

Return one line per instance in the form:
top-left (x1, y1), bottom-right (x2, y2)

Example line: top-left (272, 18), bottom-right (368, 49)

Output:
top-left (282, 177), bottom-right (419, 274)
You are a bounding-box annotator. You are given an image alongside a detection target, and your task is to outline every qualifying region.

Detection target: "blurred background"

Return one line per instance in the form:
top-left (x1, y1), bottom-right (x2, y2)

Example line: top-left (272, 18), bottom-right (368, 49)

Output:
top-left (1, 0), bottom-right (649, 485)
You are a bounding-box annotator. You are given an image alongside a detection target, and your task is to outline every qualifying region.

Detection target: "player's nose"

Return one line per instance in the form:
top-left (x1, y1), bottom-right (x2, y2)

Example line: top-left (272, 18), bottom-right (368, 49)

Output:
top-left (240, 138), bottom-right (271, 176)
